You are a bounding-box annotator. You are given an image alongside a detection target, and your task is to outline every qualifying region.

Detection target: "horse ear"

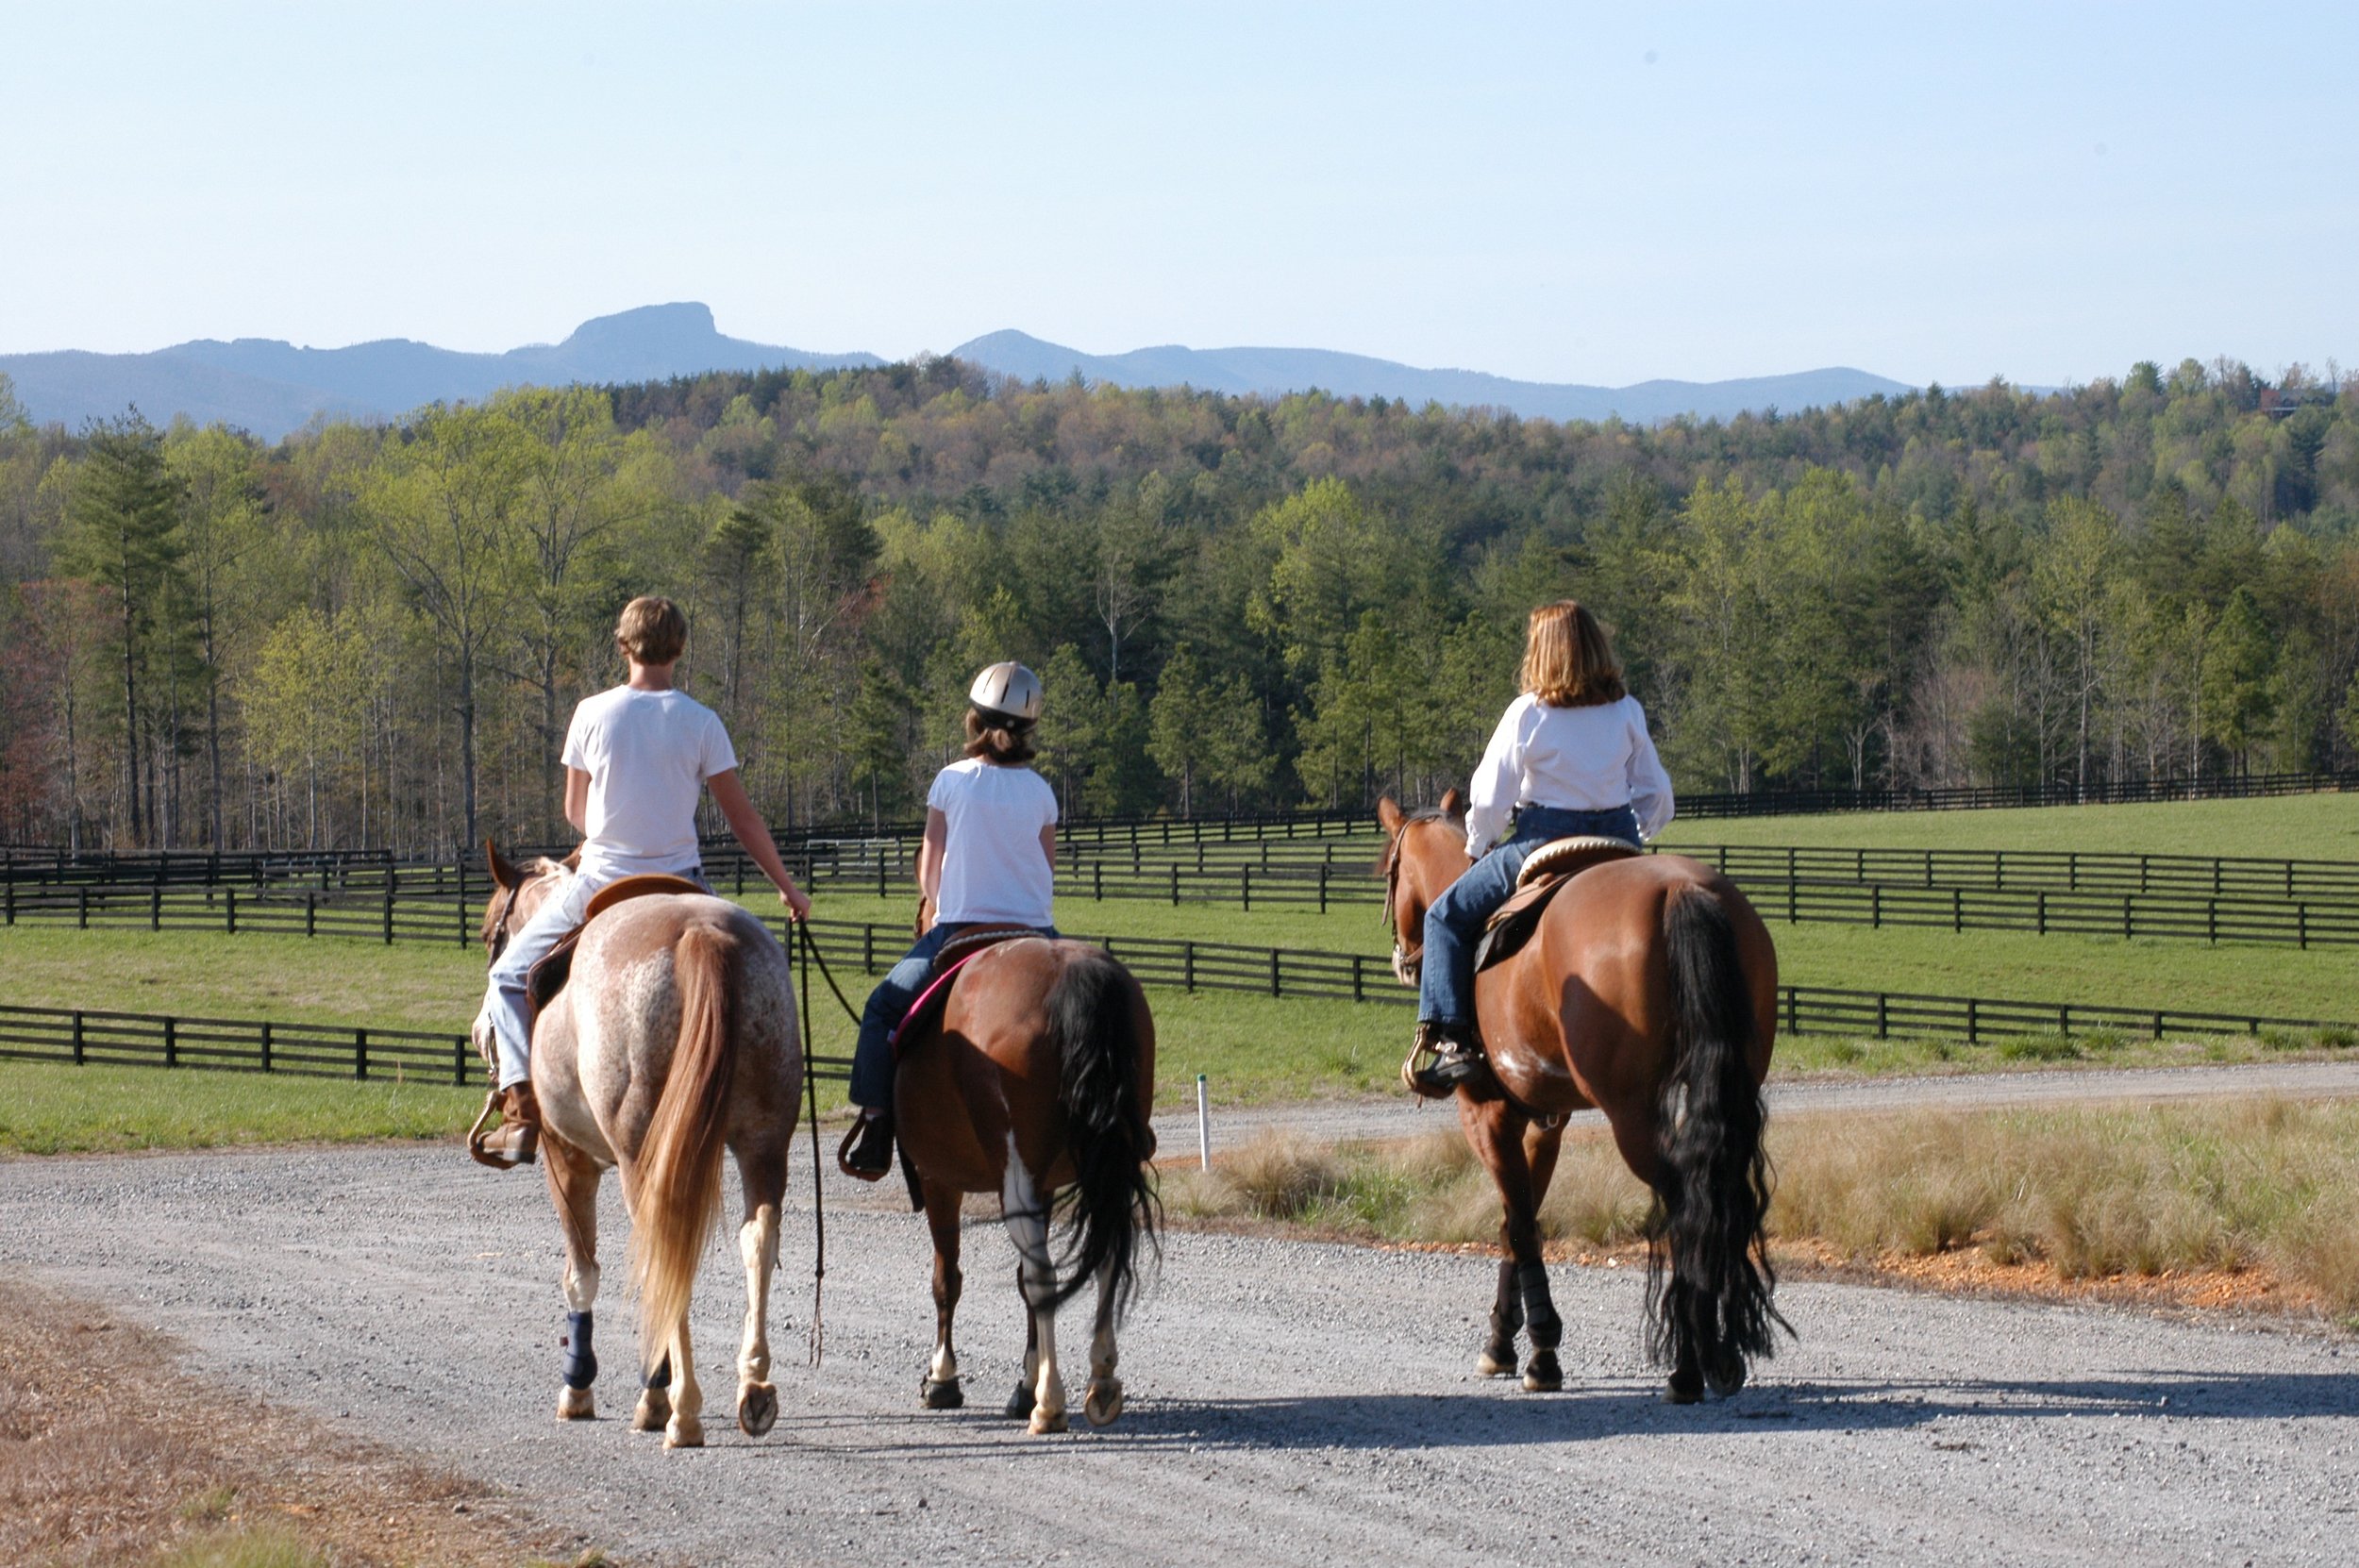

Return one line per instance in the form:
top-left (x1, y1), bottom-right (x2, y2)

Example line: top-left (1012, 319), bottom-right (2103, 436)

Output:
top-left (1439, 788), bottom-right (1465, 818)
top-left (1377, 796), bottom-right (1405, 834)
top-left (484, 838), bottom-right (521, 891)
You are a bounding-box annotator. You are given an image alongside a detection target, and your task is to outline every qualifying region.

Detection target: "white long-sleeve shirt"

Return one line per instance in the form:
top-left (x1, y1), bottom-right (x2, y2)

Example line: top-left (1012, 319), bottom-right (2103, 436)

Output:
top-left (1463, 692), bottom-right (1675, 858)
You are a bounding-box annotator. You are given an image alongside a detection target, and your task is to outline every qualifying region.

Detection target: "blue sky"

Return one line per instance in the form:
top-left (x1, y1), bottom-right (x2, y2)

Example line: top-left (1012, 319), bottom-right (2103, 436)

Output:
top-left (4, 2), bottom-right (2351, 387)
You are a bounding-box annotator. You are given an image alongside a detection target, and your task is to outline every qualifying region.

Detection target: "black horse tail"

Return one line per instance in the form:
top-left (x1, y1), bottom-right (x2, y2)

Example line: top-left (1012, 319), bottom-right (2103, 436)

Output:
top-left (1647, 882), bottom-right (1787, 1391)
top-left (1045, 946), bottom-right (1161, 1315)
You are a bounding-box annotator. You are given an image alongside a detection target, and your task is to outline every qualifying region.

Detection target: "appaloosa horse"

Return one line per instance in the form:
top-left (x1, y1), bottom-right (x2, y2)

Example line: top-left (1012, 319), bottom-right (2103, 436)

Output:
top-left (1378, 792), bottom-right (1785, 1402)
top-left (477, 844), bottom-right (802, 1447)
top-left (887, 934), bottom-right (1158, 1434)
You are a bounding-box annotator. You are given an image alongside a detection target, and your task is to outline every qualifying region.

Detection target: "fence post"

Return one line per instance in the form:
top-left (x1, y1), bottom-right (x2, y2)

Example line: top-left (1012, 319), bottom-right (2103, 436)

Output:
top-left (1783, 987), bottom-right (1798, 1037)
top-left (4, 878), bottom-right (11, 926)
top-left (1318, 862), bottom-right (1330, 914)
top-left (1268, 948), bottom-right (1280, 998)
top-left (2298, 904), bottom-right (2308, 950)
top-left (1870, 884), bottom-right (1881, 929)
top-left (227, 885), bottom-right (239, 933)
top-left (1170, 865), bottom-right (1180, 907)
top-left (260, 1020), bottom-right (273, 1073)
top-left (1351, 953), bottom-right (1364, 1003)
top-left (1094, 861), bottom-right (1103, 902)
top-left (1875, 993), bottom-right (1888, 1038)
top-left (164, 1016), bottom-right (177, 1068)
top-left (77, 885), bottom-right (88, 929)
top-left (1966, 997), bottom-right (1979, 1045)
top-left (1951, 888), bottom-right (1962, 934)
top-left (355, 1027), bottom-right (369, 1081)
top-left (72, 1009), bottom-right (84, 1065)
top-left (877, 856), bottom-right (887, 900)
top-left (150, 885), bottom-right (161, 931)
top-left (306, 891), bottom-right (317, 938)
top-left (382, 869), bottom-right (396, 944)
top-left (1183, 941), bottom-right (1196, 992)
top-left (454, 1036), bottom-right (469, 1086)
top-left (1242, 865), bottom-right (1252, 912)
top-left (2207, 899), bottom-right (2217, 944)
top-left (2036, 890), bottom-right (2047, 937)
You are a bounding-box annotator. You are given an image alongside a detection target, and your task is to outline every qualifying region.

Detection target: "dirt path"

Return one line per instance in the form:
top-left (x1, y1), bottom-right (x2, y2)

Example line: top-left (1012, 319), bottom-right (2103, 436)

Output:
top-left (4, 1141), bottom-right (2352, 1567)
top-left (1199, 1058), bottom-right (2359, 1152)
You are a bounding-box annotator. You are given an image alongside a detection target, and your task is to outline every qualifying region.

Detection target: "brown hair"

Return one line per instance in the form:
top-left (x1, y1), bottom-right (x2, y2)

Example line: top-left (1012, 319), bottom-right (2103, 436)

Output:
top-left (963, 707), bottom-right (1037, 764)
top-left (615, 596), bottom-right (688, 666)
top-left (1520, 601), bottom-right (1626, 708)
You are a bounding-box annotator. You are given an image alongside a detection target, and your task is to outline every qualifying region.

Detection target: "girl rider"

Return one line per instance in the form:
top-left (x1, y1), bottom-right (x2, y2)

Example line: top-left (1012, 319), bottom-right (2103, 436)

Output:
top-left (1403, 601), bottom-right (1675, 1097)
top-left (839, 662), bottom-right (1059, 1178)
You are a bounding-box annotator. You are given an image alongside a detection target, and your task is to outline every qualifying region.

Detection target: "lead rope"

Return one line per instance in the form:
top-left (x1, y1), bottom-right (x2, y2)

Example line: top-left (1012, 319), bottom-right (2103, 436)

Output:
top-left (798, 922), bottom-right (827, 1368)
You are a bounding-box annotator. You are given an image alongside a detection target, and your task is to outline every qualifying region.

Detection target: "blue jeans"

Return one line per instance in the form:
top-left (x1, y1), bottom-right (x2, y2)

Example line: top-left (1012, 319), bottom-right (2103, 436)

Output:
top-left (1417, 805), bottom-right (1642, 1028)
top-left (850, 921), bottom-right (1060, 1108)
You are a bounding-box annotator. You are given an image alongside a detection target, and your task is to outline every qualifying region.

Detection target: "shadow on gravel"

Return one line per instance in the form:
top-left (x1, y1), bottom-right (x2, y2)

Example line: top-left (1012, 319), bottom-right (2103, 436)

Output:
top-left (741, 1370), bottom-right (2359, 1458)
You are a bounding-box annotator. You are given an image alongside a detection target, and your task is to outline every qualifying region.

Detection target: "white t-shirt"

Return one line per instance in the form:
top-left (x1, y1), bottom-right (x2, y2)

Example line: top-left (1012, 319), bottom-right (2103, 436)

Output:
top-left (560, 685), bottom-right (739, 883)
top-left (1463, 692), bottom-right (1675, 857)
top-left (928, 757), bottom-right (1059, 926)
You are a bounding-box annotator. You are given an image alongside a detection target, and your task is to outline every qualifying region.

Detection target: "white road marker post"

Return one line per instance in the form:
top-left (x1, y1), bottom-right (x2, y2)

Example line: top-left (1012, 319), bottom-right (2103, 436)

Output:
top-left (1196, 1074), bottom-right (1211, 1172)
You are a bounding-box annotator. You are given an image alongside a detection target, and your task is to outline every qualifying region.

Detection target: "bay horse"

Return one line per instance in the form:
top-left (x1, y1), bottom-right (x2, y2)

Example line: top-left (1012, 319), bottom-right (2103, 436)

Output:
top-left (889, 933), bottom-right (1158, 1434)
top-left (477, 844), bottom-right (802, 1448)
top-left (1377, 792), bottom-right (1784, 1403)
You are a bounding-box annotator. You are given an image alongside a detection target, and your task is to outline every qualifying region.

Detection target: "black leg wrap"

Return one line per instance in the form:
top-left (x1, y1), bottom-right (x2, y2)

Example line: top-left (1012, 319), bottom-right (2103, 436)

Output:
top-left (645, 1352), bottom-right (672, 1391)
top-left (561, 1310), bottom-right (597, 1391)
top-left (1516, 1260), bottom-right (1562, 1347)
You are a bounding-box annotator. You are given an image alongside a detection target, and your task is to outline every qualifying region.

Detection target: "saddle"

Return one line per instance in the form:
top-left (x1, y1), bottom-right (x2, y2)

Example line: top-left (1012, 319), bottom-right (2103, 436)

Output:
top-left (523, 873), bottom-right (710, 1015)
top-left (1470, 835), bottom-right (1642, 974)
top-left (888, 926), bottom-right (1051, 1051)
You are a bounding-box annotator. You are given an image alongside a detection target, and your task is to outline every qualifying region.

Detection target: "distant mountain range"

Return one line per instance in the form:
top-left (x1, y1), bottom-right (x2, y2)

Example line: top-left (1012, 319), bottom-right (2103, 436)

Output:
top-left (0, 303), bottom-right (1915, 440)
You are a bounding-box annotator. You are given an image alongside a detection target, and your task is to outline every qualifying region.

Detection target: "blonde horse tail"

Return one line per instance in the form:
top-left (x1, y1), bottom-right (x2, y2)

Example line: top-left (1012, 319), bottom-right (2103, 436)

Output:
top-left (629, 919), bottom-right (740, 1373)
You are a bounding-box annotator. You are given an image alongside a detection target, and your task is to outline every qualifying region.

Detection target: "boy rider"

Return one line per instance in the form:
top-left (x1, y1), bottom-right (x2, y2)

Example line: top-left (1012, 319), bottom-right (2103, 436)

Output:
top-left (474, 595), bottom-right (811, 1167)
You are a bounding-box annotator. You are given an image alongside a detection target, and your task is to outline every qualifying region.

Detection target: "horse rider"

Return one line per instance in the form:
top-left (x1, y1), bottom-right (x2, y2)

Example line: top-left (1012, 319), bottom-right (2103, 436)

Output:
top-left (1403, 600), bottom-right (1675, 1097)
top-left (474, 596), bottom-right (811, 1167)
top-left (838, 661), bottom-right (1060, 1179)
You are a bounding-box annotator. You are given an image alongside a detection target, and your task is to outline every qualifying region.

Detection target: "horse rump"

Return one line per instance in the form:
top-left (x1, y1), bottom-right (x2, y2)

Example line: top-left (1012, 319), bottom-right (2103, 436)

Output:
top-left (1044, 946), bottom-right (1160, 1315)
top-left (628, 918), bottom-right (741, 1373)
top-left (1645, 882), bottom-right (1786, 1393)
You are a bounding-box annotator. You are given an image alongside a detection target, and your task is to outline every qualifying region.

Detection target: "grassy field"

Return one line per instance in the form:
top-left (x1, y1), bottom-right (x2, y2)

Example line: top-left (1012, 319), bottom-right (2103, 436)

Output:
top-left (0, 1060), bottom-right (485, 1156)
top-left (1657, 790), bottom-right (2359, 860)
top-left (1167, 1098), bottom-right (2359, 1315)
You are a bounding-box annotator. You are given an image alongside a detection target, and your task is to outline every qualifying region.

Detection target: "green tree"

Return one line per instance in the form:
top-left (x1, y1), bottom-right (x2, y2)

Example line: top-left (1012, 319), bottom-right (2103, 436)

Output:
top-left (61, 412), bottom-right (186, 843)
top-left (163, 425), bottom-right (267, 846)
top-left (2200, 588), bottom-right (2276, 774)
top-left (2033, 496), bottom-right (2126, 797)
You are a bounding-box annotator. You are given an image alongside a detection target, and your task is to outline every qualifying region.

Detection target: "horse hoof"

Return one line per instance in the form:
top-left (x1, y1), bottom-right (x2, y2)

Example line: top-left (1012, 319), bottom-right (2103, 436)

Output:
top-left (1708, 1362), bottom-right (1748, 1398)
top-left (1521, 1358), bottom-right (1564, 1394)
top-left (1476, 1348), bottom-right (1516, 1378)
top-left (1664, 1374), bottom-right (1704, 1406)
top-left (921, 1377), bottom-right (965, 1411)
top-left (631, 1390), bottom-right (671, 1432)
top-left (664, 1414), bottom-right (705, 1449)
top-left (1029, 1406), bottom-right (1068, 1436)
top-left (738, 1382), bottom-right (778, 1438)
top-left (557, 1385), bottom-right (595, 1421)
top-left (1004, 1384), bottom-right (1035, 1421)
top-left (1083, 1381), bottom-right (1124, 1427)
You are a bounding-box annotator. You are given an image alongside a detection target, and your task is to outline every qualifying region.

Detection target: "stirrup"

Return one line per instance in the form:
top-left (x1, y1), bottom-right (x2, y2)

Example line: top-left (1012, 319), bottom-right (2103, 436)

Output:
top-left (1401, 1028), bottom-right (1488, 1100)
top-left (466, 1087), bottom-right (538, 1169)
top-left (836, 1114), bottom-right (894, 1182)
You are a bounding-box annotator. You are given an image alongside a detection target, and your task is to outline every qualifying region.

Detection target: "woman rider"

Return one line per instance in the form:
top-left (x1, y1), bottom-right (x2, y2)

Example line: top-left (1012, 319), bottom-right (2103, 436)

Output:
top-left (839, 661), bottom-right (1059, 1178)
top-left (1404, 600), bottom-right (1675, 1097)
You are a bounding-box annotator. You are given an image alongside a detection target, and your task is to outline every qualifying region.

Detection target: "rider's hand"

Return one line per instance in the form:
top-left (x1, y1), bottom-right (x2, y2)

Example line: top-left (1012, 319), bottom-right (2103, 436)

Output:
top-left (778, 881), bottom-right (811, 924)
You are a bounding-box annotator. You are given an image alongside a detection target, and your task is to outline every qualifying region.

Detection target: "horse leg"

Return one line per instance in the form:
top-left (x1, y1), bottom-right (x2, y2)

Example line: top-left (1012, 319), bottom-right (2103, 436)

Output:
top-left (1478, 1257), bottom-right (1523, 1377)
top-left (733, 1149), bottom-right (784, 1439)
top-left (662, 1316), bottom-right (705, 1449)
top-left (1082, 1257), bottom-right (1124, 1427)
top-left (1004, 1271), bottom-right (1039, 1422)
top-left (1001, 1159), bottom-right (1066, 1434)
top-left (1462, 1093), bottom-right (1560, 1392)
top-left (544, 1137), bottom-right (603, 1421)
top-left (920, 1180), bottom-right (966, 1410)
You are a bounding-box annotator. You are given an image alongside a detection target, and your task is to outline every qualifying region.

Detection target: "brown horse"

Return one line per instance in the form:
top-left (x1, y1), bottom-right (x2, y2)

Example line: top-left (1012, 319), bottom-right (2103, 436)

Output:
top-left (890, 935), bottom-right (1158, 1434)
top-left (1377, 792), bottom-right (1784, 1403)
top-left (477, 845), bottom-right (802, 1448)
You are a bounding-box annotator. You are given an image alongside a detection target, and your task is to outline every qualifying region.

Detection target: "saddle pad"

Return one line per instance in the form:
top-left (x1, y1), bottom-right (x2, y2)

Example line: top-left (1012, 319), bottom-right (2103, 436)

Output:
top-left (1472, 836), bottom-right (1643, 974)
top-left (524, 874), bottom-right (711, 1016)
top-left (931, 924), bottom-right (1046, 976)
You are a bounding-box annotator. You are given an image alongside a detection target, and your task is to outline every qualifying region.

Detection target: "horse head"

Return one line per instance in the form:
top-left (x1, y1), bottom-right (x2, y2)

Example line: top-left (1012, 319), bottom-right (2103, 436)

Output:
top-left (479, 839), bottom-right (577, 963)
top-left (1376, 789), bottom-right (1471, 988)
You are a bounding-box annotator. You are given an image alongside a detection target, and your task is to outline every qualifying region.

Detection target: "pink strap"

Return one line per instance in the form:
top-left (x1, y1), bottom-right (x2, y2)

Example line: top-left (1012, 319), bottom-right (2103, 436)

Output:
top-left (887, 949), bottom-right (987, 1051)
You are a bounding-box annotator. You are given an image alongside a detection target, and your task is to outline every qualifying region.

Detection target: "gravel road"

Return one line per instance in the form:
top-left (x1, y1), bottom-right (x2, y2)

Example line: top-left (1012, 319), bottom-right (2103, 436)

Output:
top-left (4, 1126), bottom-right (2353, 1567)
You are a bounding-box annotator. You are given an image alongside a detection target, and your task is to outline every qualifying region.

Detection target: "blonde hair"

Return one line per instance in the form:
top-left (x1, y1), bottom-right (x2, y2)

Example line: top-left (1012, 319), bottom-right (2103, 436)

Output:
top-left (615, 596), bottom-right (688, 666)
top-left (1520, 601), bottom-right (1625, 708)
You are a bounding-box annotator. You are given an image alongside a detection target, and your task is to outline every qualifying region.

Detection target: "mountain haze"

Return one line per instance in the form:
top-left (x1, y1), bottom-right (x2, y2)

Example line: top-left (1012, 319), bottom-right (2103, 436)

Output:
top-left (949, 329), bottom-right (1912, 425)
top-left (2, 304), bottom-right (1914, 438)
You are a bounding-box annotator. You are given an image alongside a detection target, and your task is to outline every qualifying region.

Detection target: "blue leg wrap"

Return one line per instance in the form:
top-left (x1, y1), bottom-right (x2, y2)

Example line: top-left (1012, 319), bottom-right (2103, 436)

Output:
top-left (562, 1309), bottom-right (597, 1391)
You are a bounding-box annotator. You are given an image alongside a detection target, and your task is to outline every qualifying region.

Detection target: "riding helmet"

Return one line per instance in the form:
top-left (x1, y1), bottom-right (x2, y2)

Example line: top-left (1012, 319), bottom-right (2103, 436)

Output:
top-left (968, 661), bottom-right (1044, 725)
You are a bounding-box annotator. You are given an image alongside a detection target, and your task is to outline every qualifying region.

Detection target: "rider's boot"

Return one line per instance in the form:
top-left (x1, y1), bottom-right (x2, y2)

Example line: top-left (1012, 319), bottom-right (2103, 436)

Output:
top-left (472, 1081), bottom-right (542, 1167)
top-left (1402, 1019), bottom-right (1488, 1099)
top-left (837, 1107), bottom-right (895, 1181)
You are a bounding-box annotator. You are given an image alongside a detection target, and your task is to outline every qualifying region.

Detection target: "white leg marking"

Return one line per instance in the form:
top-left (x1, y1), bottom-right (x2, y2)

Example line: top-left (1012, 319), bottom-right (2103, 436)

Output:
top-left (1001, 1132), bottom-right (1065, 1434)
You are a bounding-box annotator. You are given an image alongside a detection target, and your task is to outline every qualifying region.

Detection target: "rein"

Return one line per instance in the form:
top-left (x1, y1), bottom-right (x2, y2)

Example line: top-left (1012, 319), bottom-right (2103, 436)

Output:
top-left (792, 920), bottom-right (862, 1369)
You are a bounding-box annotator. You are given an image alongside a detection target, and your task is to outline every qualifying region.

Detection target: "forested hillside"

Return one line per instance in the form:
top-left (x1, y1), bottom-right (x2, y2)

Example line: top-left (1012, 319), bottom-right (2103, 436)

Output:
top-left (1, 354), bottom-right (2353, 853)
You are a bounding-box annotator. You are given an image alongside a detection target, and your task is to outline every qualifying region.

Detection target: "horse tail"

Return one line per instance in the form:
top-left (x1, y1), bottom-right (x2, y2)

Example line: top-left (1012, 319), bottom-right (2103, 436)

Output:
top-left (1044, 947), bottom-right (1160, 1315)
top-left (629, 918), bottom-right (740, 1373)
top-left (1647, 881), bottom-right (1786, 1390)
